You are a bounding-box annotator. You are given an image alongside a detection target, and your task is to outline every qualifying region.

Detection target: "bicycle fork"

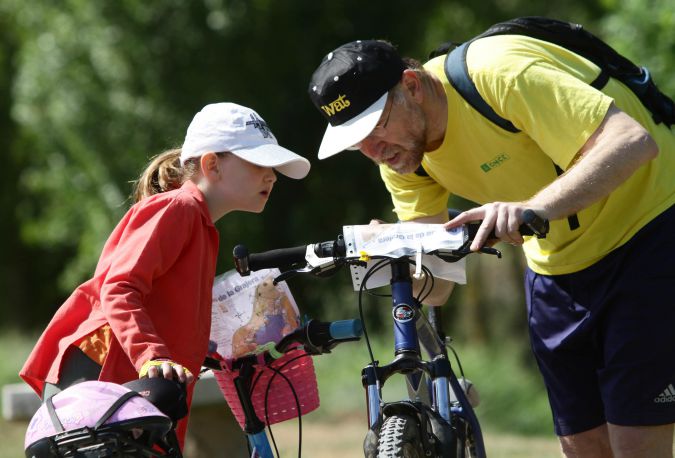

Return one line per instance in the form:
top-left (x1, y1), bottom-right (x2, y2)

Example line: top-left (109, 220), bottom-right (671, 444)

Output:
top-left (361, 258), bottom-right (487, 457)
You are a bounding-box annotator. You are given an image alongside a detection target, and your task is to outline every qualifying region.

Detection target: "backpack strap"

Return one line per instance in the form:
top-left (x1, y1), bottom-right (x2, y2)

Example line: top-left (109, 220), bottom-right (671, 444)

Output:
top-left (445, 42), bottom-right (520, 133)
top-left (443, 43), bottom-right (581, 231)
top-left (414, 164), bottom-right (429, 177)
top-left (45, 395), bottom-right (66, 433)
top-left (93, 390), bottom-right (141, 430)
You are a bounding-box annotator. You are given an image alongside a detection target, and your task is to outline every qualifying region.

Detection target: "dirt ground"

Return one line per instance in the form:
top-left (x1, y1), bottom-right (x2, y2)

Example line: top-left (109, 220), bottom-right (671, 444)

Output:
top-left (271, 411), bottom-right (563, 458)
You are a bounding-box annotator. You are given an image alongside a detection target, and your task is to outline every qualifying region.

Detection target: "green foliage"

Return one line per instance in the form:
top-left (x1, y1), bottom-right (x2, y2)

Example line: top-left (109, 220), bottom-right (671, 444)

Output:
top-left (600, 0), bottom-right (675, 95)
top-left (1, 3), bottom-right (673, 427)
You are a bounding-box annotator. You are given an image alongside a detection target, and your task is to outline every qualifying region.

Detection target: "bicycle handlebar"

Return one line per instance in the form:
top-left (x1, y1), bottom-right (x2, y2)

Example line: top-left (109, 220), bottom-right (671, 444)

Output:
top-left (233, 239), bottom-right (347, 276)
top-left (233, 244), bottom-right (308, 274)
top-left (276, 318), bottom-right (363, 354)
top-left (233, 210), bottom-right (548, 276)
top-left (202, 318), bottom-right (363, 370)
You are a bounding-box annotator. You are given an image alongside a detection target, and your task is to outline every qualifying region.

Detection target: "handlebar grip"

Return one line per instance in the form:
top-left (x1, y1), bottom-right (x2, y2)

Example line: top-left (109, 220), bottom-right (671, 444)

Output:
top-left (465, 210), bottom-right (549, 240)
top-left (233, 244), bottom-right (307, 275)
top-left (329, 319), bottom-right (363, 340)
top-left (521, 209), bottom-right (549, 238)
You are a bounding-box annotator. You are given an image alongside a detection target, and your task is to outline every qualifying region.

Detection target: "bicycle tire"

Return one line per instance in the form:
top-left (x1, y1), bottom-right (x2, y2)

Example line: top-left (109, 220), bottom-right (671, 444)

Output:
top-left (377, 414), bottom-right (426, 458)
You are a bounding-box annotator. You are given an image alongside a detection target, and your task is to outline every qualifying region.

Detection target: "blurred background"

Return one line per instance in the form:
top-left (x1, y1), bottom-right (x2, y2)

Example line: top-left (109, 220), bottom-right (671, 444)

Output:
top-left (0, 0), bottom-right (673, 456)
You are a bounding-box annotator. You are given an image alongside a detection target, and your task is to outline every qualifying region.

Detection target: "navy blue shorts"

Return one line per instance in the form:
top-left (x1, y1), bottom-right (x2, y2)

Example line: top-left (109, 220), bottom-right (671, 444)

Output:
top-left (525, 205), bottom-right (675, 436)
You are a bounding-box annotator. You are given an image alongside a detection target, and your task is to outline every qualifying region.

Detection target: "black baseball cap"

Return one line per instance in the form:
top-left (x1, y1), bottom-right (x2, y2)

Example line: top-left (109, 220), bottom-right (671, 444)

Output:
top-left (308, 40), bottom-right (406, 159)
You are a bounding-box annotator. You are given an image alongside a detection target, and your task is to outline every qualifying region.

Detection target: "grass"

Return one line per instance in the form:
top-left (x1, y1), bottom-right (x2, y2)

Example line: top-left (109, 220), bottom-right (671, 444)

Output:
top-left (0, 329), bottom-right (39, 458)
top-left (312, 332), bottom-right (555, 436)
top-left (0, 328), bottom-right (38, 386)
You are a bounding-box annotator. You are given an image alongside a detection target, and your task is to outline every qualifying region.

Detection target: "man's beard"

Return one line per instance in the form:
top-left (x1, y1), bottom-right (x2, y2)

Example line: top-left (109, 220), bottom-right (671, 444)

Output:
top-left (386, 146), bottom-right (425, 174)
top-left (388, 102), bottom-right (427, 174)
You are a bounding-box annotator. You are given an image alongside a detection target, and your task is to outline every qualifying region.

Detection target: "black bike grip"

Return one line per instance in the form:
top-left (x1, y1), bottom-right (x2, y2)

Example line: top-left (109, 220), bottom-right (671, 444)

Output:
top-left (521, 209), bottom-right (549, 238)
top-left (233, 244), bottom-right (251, 276)
top-left (246, 245), bottom-right (308, 271)
top-left (464, 210), bottom-right (549, 240)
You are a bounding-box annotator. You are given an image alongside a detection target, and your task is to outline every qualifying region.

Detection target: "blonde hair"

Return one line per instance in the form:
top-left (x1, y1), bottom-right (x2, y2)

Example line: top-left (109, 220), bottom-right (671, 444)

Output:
top-left (132, 148), bottom-right (200, 203)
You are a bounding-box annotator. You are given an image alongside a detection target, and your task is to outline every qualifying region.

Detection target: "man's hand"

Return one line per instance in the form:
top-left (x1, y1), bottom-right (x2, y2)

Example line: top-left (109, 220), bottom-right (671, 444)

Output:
top-left (445, 202), bottom-right (542, 251)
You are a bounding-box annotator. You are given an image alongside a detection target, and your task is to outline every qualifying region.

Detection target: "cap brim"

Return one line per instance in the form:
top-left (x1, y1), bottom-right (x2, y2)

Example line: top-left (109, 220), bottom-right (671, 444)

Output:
top-left (317, 92), bottom-right (388, 160)
top-left (231, 144), bottom-right (311, 179)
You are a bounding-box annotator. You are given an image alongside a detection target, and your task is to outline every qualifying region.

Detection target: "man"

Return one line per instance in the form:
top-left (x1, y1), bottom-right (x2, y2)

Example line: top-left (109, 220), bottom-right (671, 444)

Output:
top-left (308, 37), bottom-right (674, 457)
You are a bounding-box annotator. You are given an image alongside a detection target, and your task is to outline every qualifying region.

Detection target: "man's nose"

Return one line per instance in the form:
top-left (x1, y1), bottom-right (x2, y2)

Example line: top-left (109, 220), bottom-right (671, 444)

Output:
top-left (359, 138), bottom-right (386, 160)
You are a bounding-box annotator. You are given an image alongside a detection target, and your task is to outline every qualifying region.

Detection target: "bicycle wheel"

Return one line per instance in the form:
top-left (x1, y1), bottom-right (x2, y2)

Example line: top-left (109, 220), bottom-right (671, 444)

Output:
top-left (377, 414), bottom-right (426, 458)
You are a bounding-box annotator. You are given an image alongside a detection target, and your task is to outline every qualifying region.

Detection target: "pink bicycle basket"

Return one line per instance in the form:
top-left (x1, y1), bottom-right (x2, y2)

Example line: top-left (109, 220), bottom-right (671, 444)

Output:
top-left (214, 348), bottom-right (319, 429)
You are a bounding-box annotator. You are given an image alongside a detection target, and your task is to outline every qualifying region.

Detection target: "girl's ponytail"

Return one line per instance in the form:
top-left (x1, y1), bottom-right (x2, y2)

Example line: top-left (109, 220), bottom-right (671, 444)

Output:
top-left (132, 148), bottom-right (185, 203)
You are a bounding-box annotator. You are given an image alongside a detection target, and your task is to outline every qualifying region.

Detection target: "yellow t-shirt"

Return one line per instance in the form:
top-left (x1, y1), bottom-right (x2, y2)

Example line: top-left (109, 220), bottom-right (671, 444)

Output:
top-left (381, 35), bottom-right (675, 275)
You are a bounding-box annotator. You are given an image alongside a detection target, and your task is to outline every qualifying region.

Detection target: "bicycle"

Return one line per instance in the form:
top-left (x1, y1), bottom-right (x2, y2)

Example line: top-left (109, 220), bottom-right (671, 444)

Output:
top-left (202, 318), bottom-right (363, 458)
top-left (228, 210), bottom-right (549, 458)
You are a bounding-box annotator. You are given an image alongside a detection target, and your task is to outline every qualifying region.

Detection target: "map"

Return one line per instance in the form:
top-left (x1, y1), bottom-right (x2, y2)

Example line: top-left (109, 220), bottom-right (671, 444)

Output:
top-left (210, 269), bottom-right (300, 360)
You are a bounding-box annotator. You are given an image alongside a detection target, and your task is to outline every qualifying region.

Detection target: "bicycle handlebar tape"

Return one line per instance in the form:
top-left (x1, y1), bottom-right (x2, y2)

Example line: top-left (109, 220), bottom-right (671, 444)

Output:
top-left (329, 319), bottom-right (363, 340)
top-left (232, 244), bottom-right (250, 276)
top-left (247, 245), bottom-right (308, 271)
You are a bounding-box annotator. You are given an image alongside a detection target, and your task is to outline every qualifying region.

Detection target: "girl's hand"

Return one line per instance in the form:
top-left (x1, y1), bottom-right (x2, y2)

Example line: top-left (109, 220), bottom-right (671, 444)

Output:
top-left (139, 359), bottom-right (194, 384)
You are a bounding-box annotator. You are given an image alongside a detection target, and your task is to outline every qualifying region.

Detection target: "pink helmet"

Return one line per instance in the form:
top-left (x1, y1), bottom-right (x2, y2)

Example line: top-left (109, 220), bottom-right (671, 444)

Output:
top-left (25, 381), bottom-right (174, 457)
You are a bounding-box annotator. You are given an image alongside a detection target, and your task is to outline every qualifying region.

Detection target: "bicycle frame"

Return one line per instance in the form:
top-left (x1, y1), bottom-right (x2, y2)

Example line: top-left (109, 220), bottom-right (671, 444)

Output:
top-left (230, 213), bottom-right (549, 457)
top-left (232, 359), bottom-right (275, 458)
top-left (362, 257), bottom-right (487, 458)
top-left (216, 318), bottom-right (363, 458)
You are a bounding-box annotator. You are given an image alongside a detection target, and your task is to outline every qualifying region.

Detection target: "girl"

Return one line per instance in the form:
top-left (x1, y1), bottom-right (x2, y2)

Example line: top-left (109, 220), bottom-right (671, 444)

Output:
top-left (20, 102), bottom-right (310, 446)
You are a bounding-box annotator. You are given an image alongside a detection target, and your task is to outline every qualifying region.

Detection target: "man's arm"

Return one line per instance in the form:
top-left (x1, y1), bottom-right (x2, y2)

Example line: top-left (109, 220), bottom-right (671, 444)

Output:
top-left (445, 103), bottom-right (659, 250)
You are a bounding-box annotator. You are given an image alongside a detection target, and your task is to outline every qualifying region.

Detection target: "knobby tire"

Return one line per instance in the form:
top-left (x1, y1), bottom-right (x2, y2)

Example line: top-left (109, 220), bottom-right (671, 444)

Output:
top-left (377, 414), bottom-right (425, 458)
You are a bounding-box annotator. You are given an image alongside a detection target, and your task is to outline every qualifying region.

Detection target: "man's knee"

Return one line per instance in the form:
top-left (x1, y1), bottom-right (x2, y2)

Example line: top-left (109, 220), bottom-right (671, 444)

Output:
top-left (559, 424), bottom-right (612, 458)
top-left (608, 423), bottom-right (674, 458)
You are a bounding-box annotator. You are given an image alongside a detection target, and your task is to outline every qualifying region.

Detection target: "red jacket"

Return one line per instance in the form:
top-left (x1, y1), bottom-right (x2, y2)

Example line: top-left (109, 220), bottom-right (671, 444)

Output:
top-left (21, 180), bottom-right (220, 395)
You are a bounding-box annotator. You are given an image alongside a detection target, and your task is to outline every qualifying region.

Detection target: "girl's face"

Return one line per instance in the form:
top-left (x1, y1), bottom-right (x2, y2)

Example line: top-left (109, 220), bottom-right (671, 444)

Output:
top-left (202, 153), bottom-right (277, 219)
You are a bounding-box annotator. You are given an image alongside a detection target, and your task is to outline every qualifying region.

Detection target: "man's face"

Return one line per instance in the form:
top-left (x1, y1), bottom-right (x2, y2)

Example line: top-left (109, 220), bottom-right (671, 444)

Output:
top-left (355, 90), bottom-right (427, 174)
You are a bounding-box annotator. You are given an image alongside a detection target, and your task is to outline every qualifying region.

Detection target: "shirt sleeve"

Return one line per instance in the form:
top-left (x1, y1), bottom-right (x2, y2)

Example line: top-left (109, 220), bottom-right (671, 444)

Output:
top-left (490, 61), bottom-right (613, 168)
top-left (380, 165), bottom-right (450, 221)
top-left (100, 196), bottom-right (197, 372)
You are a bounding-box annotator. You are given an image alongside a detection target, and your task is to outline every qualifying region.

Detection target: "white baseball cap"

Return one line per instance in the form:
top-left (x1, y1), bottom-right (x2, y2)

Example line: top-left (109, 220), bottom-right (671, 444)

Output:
top-left (181, 103), bottom-right (311, 179)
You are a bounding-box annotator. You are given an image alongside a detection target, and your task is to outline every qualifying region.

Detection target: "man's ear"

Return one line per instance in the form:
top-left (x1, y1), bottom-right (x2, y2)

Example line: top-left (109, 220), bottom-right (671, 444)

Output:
top-left (401, 69), bottom-right (423, 102)
top-left (200, 152), bottom-right (221, 180)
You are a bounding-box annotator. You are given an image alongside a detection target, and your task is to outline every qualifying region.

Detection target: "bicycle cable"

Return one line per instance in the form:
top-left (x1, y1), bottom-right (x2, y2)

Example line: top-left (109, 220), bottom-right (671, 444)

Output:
top-left (446, 342), bottom-right (466, 379)
top-left (249, 352), bottom-right (307, 458)
top-left (264, 361), bottom-right (304, 458)
top-left (357, 257), bottom-right (393, 368)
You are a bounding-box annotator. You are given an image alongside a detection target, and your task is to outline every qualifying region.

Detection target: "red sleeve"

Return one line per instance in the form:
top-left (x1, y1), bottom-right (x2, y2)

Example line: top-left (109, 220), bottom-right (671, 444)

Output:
top-left (99, 195), bottom-right (197, 372)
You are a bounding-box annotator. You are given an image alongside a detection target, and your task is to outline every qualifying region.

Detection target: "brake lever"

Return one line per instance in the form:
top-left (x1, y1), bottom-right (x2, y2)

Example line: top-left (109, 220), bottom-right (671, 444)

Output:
top-left (273, 268), bottom-right (308, 284)
top-left (432, 242), bottom-right (502, 263)
top-left (272, 260), bottom-right (344, 284)
top-left (478, 246), bottom-right (502, 258)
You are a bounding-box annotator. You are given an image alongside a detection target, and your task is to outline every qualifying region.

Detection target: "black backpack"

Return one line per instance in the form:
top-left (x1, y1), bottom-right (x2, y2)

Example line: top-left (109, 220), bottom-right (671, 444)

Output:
top-left (429, 16), bottom-right (675, 131)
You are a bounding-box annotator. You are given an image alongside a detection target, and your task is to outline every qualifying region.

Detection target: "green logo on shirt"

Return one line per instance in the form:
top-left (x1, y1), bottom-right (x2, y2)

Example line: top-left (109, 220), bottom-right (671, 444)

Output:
top-left (480, 153), bottom-right (510, 172)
